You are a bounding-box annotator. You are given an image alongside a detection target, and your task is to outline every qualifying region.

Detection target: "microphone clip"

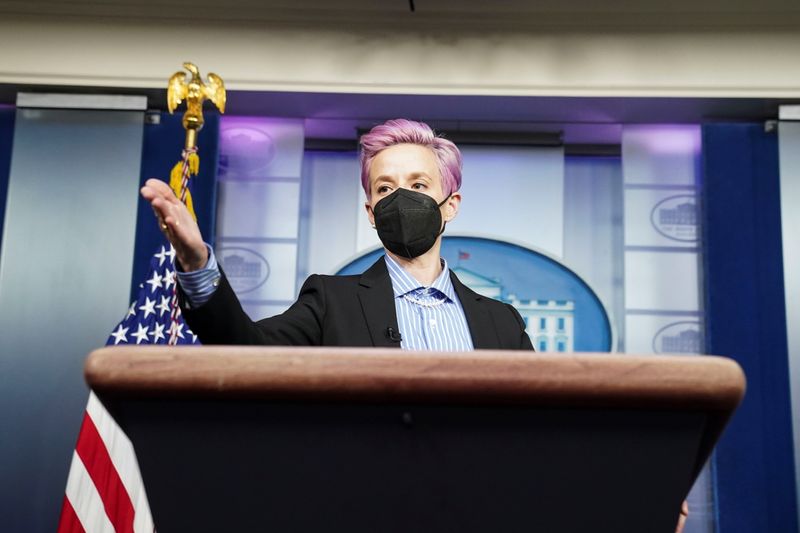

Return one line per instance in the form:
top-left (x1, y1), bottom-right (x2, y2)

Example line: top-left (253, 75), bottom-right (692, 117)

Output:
top-left (386, 327), bottom-right (403, 343)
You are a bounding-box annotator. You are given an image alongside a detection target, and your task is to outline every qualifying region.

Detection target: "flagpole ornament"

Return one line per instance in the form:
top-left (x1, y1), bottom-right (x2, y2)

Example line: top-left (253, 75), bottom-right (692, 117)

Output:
top-left (167, 61), bottom-right (226, 150)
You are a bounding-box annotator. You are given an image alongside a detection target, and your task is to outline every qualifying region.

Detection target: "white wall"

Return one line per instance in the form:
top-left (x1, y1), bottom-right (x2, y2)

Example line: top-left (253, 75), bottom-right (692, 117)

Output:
top-left (1, 15), bottom-right (800, 97)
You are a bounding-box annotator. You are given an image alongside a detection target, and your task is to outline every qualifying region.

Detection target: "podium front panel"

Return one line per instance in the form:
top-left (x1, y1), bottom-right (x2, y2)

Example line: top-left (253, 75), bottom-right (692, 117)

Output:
top-left (105, 397), bottom-right (703, 533)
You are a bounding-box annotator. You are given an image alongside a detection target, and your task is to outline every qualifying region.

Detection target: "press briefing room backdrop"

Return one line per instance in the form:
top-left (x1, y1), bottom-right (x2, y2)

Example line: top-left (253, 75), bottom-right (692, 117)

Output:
top-left (1, 2), bottom-right (800, 532)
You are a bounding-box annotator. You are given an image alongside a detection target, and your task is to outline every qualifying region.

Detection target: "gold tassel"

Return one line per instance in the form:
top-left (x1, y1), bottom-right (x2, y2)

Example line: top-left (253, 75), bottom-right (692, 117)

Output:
top-left (169, 152), bottom-right (200, 222)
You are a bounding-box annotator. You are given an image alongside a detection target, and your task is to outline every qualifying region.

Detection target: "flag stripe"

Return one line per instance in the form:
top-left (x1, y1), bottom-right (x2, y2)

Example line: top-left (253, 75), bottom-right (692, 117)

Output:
top-left (75, 413), bottom-right (136, 533)
top-left (63, 450), bottom-right (116, 533)
top-left (57, 495), bottom-right (87, 533)
top-left (86, 393), bottom-right (155, 533)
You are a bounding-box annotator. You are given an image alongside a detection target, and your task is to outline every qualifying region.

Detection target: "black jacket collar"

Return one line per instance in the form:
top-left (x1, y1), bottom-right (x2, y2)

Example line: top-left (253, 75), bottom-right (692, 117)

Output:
top-left (356, 256), bottom-right (497, 349)
top-left (450, 271), bottom-right (500, 349)
top-left (357, 257), bottom-right (401, 348)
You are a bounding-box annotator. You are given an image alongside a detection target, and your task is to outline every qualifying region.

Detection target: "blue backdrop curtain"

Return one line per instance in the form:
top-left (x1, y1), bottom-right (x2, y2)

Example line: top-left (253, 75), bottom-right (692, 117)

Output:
top-left (131, 112), bottom-right (220, 301)
top-left (0, 108), bottom-right (16, 253)
top-left (702, 123), bottom-right (797, 532)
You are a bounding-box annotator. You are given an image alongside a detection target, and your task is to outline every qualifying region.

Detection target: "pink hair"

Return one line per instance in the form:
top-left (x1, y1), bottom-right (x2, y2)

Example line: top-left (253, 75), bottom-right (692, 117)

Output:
top-left (359, 119), bottom-right (462, 199)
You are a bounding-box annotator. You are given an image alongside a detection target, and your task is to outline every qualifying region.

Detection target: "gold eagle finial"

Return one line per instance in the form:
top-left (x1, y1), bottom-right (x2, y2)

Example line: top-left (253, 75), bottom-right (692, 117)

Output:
top-left (167, 62), bottom-right (226, 149)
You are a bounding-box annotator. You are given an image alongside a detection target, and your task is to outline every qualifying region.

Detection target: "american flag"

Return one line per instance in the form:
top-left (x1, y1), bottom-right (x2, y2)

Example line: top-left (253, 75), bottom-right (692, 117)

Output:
top-left (57, 244), bottom-right (199, 532)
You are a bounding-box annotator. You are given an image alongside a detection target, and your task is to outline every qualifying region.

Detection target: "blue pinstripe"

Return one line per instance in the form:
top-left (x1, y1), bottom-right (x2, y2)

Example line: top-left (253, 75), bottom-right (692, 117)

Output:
top-left (175, 245), bottom-right (220, 308)
top-left (384, 255), bottom-right (474, 351)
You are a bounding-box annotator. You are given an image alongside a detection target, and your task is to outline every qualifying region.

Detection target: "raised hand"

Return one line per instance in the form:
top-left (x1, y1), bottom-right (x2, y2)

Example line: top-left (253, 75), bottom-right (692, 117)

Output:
top-left (140, 178), bottom-right (208, 272)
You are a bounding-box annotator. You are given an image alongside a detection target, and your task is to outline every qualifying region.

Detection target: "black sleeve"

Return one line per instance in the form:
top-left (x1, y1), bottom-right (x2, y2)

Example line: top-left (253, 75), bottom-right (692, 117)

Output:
top-left (507, 303), bottom-right (535, 351)
top-left (181, 272), bottom-right (326, 346)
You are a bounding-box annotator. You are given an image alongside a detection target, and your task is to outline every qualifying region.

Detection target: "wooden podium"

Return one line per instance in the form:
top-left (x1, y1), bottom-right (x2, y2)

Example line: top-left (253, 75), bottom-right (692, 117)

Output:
top-left (86, 347), bottom-right (745, 533)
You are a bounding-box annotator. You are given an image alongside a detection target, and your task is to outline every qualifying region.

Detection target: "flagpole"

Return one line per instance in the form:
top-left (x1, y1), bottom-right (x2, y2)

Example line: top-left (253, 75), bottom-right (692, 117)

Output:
top-left (167, 145), bottom-right (199, 344)
top-left (165, 61), bottom-right (226, 344)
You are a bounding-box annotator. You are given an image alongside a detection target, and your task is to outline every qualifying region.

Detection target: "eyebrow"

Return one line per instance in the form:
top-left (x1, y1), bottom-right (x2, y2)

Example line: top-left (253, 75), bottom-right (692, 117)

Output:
top-left (371, 172), bottom-right (433, 189)
top-left (372, 176), bottom-right (397, 187)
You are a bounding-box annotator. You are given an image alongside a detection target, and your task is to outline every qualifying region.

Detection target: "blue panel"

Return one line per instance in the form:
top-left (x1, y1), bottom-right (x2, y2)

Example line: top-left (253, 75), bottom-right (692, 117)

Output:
top-left (131, 112), bottom-right (220, 301)
top-left (0, 108), bottom-right (143, 532)
top-left (702, 123), bottom-right (797, 532)
top-left (337, 236), bottom-right (612, 352)
top-left (0, 107), bottom-right (15, 252)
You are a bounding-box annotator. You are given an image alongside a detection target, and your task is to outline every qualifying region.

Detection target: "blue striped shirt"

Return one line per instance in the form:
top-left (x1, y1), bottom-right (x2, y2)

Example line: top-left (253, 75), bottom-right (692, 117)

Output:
top-left (175, 245), bottom-right (221, 309)
top-left (384, 254), bottom-right (474, 352)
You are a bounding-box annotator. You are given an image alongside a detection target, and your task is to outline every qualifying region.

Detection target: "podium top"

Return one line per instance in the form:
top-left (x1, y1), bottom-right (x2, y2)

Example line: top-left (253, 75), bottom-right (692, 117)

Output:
top-left (85, 346), bottom-right (744, 410)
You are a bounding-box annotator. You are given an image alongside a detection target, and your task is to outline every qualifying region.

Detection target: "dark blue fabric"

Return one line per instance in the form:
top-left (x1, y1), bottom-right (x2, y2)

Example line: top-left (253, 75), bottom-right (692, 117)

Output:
top-left (131, 112), bottom-right (220, 301)
top-left (0, 108), bottom-right (16, 254)
top-left (701, 123), bottom-right (797, 533)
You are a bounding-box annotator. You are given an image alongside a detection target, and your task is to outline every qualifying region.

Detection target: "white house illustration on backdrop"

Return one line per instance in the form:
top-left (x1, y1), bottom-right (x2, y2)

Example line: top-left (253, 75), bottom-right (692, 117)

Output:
top-left (659, 201), bottom-right (697, 226)
top-left (451, 266), bottom-right (575, 352)
top-left (661, 328), bottom-right (701, 353)
top-left (224, 253), bottom-right (262, 278)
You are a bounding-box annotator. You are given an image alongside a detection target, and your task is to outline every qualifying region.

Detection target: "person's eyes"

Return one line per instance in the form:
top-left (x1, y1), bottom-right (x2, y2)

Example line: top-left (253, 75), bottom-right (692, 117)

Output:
top-left (377, 185), bottom-right (391, 194)
top-left (412, 182), bottom-right (427, 190)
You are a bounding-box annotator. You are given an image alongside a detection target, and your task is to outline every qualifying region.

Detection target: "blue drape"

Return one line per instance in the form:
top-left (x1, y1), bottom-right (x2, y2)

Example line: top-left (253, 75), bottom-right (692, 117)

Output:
top-left (131, 112), bottom-right (220, 301)
top-left (702, 123), bottom-right (797, 532)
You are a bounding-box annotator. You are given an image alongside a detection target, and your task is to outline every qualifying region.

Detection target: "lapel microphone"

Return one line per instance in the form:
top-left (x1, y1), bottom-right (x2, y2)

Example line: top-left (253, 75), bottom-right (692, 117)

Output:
top-left (386, 327), bottom-right (403, 343)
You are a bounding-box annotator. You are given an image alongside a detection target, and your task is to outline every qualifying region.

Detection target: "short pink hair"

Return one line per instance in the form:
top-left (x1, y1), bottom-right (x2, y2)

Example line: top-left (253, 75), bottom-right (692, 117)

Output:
top-left (359, 119), bottom-right (462, 199)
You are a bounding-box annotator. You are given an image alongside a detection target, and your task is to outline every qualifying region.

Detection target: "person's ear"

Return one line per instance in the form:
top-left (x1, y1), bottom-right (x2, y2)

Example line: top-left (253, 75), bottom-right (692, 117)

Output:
top-left (444, 192), bottom-right (461, 222)
top-left (365, 202), bottom-right (376, 228)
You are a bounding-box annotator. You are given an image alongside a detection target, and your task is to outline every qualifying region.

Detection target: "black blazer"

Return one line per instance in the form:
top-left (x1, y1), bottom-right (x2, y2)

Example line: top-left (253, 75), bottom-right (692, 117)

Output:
top-left (182, 257), bottom-right (533, 350)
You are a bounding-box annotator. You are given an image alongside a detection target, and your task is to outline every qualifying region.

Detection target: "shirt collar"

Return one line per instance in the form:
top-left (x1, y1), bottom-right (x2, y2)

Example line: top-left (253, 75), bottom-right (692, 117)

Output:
top-left (384, 254), bottom-right (456, 302)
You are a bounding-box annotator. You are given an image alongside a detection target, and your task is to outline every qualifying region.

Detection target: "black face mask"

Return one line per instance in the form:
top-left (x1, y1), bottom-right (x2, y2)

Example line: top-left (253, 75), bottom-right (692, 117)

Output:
top-left (372, 188), bottom-right (450, 259)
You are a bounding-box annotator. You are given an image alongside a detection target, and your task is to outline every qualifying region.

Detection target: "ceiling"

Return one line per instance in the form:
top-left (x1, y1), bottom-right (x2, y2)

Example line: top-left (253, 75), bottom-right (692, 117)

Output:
top-left (0, 0), bottom-right (799, 29)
